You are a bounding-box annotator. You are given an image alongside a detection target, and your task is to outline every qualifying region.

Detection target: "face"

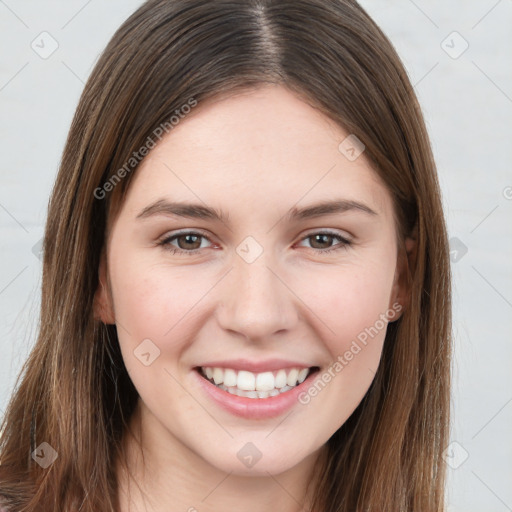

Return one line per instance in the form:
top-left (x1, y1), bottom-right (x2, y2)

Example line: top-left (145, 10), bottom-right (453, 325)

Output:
top-left (95, 84), bottom-right (409, 477)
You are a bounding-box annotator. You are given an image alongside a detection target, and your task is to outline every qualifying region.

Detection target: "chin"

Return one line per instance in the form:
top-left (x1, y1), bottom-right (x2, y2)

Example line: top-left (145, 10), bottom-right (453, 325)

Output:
top-left (201, 441), bottom-right (317, 477)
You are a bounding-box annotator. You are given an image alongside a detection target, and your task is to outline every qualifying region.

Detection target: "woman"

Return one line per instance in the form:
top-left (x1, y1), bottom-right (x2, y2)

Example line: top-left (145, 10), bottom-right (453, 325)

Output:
top-left (0, 0), bottom-right (452, 510)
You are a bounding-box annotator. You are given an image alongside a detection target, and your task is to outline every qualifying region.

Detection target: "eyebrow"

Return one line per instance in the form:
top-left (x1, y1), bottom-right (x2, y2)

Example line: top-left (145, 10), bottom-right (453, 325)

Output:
top-left (287, 199), bottom-right (378, 220)
top-left (135, 198), bottom-right (378, 222)
top-left (136, 199), bottom-right (229, 222)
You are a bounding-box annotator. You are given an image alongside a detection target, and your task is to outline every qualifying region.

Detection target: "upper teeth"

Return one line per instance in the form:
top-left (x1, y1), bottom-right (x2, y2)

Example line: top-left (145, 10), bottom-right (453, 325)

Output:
top-left (201, 366), bottom-right (311, 391)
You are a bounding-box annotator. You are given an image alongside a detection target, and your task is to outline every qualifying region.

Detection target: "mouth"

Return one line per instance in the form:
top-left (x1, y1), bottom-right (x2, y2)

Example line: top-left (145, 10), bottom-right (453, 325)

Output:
top-left (194, 365), bottom-right (321, 399)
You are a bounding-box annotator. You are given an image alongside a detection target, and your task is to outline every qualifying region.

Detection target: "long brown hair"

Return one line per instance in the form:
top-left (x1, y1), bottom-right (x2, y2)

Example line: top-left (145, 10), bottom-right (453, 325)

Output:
top-left (0, 0), bottom-right (452, 510)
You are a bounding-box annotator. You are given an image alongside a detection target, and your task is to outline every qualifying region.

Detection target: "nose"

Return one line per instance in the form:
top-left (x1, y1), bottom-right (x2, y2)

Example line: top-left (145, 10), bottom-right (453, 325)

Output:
top-left (216, 252), bottom-right (299, 342)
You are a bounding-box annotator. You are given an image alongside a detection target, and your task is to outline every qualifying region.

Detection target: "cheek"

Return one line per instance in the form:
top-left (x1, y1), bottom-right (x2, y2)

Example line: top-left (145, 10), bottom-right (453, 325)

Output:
top-left (292, 259), bottom-right (395, 353)
top-left (110, 261), bottom-right (205, 342)
top-left (292, 263), bottom-right (395, 431)
top-left (108, 257), bottom-right (209, 408)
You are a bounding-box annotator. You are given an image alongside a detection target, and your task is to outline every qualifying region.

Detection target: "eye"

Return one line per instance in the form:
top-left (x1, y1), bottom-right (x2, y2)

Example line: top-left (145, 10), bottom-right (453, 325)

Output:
top-left (158, 231), bottom-right (214, 255)
top-left (157, 229), bottom-right (352, 256)
top-left (296, 231), bottom-right (352, 254)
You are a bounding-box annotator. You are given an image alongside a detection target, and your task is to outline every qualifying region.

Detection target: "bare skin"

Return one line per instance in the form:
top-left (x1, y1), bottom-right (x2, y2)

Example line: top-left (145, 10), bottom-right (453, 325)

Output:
top-left (94, 84), bottom-right (414, 512)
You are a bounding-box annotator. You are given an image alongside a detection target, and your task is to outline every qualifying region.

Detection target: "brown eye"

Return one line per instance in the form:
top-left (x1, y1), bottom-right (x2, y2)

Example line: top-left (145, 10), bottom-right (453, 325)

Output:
top-left (297, 231), bottom-right (352, 254)
top-left (158, 231), bottom-right (212, 255)
top-left (174, 233), bottom-right (203, 250)
top-left (308, 233), bottom-right (336, 249)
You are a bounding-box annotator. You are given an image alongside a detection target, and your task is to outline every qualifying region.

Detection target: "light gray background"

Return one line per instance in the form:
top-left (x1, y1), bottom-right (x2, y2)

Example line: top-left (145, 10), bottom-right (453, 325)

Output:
top-left (0, 1), bottom-right (511, 510)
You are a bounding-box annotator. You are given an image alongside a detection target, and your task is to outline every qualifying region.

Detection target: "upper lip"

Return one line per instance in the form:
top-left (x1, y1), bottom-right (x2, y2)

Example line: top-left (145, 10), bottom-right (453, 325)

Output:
top-left (195, 358), bottom-right (318, 373)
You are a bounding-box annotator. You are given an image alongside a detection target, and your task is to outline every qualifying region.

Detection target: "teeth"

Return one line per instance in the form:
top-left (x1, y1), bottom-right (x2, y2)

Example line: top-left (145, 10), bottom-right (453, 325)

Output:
top-left (199, 365), bottom-right (314, 397)
top-left (223, 368), bottom-right (237, 387)
top-left (286, 368), bottom-right (298, 387)
top-left (298, 368), bottom-right (309, 384)
top-left (212, 367), bottom-right (224, 385)
top-left (237, 370), bottom-right (256, 391)
top-left (275, 369), bottom-right (287, 388)
top-left (255, 371), bottom-right (275, 391)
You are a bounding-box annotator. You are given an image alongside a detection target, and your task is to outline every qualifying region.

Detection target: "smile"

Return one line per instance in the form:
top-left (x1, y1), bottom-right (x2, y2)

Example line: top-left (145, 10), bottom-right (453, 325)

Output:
top-left (197, 366), bottom-right (319, 399)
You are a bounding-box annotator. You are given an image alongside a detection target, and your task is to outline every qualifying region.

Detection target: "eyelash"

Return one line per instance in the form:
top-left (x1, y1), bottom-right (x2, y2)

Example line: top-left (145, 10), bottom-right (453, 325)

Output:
top-left (157, 230), bottom-right (352, 256)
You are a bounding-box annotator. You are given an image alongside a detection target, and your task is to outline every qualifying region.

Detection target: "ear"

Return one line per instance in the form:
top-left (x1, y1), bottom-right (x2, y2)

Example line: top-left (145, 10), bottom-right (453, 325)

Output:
top-left (93, 249), bottom-right (116, 324)
top-left (388, 225), bottom-right (418, 321)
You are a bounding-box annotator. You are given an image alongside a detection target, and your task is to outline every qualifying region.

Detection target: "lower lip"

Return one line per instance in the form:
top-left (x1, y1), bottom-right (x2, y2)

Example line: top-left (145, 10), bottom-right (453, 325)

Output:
top-left (193, 367), bottom-right (320, 420)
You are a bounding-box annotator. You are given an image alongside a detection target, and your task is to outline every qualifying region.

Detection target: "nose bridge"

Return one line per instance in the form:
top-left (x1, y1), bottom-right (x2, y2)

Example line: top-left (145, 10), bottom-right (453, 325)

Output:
top-left (217, 245), bottom-right (297, 340)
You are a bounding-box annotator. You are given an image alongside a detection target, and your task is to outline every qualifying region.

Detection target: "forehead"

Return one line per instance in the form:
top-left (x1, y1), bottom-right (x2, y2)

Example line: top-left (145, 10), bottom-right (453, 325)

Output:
top-left (121, 85), bottom-right (392, 222)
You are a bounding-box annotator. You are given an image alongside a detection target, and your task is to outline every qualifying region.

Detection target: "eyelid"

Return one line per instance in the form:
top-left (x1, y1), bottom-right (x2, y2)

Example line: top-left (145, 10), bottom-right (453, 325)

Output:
top-left (157, 229), bottom-right (216, 248)
top-left (299, 228), bottom-right (352, 242)
top-left (294, 229), bottom-right (352, 251)
top-left (159, 228), bottom-right (212, 240)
